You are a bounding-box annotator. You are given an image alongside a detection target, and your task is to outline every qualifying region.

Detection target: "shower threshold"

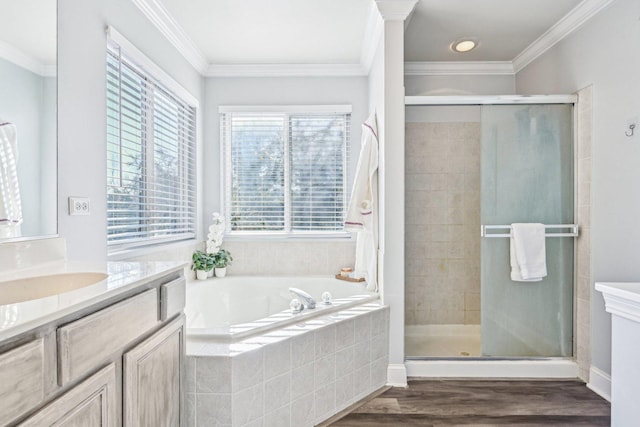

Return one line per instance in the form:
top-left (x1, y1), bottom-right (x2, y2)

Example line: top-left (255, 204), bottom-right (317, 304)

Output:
top-left (405, 358), bottom-right (578, 379)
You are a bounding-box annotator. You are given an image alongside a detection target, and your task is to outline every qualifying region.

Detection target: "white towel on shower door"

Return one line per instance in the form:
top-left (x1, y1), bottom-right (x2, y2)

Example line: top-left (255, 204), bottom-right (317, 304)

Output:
top-left (510, 223), bottom-right (547, 282)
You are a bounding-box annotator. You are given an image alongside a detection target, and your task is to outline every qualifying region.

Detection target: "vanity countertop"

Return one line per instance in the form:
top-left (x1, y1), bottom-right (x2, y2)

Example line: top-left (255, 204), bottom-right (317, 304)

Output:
top-left (0, 261), bottom-right (187, 342)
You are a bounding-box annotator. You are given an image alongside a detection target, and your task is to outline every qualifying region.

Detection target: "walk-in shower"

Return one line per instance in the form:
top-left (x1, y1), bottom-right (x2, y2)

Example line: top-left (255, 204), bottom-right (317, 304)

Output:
top-left (404, 96), bottom-right (576, 370)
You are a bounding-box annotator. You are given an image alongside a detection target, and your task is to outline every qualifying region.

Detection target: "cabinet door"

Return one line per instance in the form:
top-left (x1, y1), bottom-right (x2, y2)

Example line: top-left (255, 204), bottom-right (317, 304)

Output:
top-left (19, 364), bottom-right (117, 427)
top-left (124, 315), bottom-right (185, 427)
top-left (0, 339), bottom-right (45, 426)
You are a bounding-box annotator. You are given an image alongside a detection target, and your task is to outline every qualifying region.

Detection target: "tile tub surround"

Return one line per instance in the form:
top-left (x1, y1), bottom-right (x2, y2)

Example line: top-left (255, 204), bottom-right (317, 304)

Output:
top-left (405, 121), bottom-right (481, 326)
top-left (185, 304), bottom-right (390, 427)
top-left (221, 240), bottom-right (356, 276)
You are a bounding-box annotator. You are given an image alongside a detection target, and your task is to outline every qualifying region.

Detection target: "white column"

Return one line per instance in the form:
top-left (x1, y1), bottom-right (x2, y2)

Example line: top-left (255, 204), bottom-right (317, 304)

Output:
top-left (373, 0), bottom-right (417, 387)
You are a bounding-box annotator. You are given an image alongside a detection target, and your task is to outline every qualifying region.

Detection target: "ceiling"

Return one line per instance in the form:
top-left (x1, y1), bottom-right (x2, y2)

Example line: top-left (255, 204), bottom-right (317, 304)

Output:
top-left (155, 0), bottom-right (587, 68)
top-left (405, 0), bottom-right (583, 62)
top-left (0, 0), bottom-right (56, 66)
top-left (159, 0), bottom-right (371, 65)
top-left (0, 0), bottom-right (595, 75)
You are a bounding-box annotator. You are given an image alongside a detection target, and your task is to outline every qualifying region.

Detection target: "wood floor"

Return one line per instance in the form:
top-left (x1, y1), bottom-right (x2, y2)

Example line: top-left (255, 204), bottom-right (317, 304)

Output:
top-left (329, 379), bottom-right (610, 426)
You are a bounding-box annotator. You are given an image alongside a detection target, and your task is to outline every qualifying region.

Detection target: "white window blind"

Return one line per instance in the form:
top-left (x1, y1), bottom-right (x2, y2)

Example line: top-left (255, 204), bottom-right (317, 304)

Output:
top-left (221, 110), bottom-right (351, 235)
top-left (106, 40), bottom-right (197, 247)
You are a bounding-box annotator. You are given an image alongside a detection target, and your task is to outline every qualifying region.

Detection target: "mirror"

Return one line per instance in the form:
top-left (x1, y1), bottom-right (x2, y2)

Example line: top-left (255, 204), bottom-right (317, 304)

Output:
top-left (0, 0), bottom-right (57, 241)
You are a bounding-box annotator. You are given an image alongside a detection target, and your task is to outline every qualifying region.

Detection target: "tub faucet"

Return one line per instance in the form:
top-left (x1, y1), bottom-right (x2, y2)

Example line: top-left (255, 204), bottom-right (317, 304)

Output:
top-left (289, 288), bottom-right (316, 309)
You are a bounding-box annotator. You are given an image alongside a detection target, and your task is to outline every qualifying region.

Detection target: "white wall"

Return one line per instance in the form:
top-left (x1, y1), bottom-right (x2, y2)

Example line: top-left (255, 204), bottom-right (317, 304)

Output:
top-left (58, 0), bottom-right (204, 261)
top-left (516, 0), bottom-right (640, 377)
top-left (204, 76), bottom-right (369, 222)
top-left (405, 74), bottom-right (515, 96)
top-left (201, 76), bottom-right (368, 273)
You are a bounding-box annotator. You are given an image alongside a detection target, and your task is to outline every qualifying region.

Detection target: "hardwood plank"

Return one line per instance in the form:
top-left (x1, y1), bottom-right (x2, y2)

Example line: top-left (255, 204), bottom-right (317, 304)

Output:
top-left (330, 379), bottom-right (610, 426)
top-left (331, 413), bottom-right (610, 426)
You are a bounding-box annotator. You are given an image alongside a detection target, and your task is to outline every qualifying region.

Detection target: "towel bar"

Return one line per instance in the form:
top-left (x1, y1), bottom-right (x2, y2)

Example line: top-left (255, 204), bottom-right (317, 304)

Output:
top-left (480, 224), bottom-right (579, 238)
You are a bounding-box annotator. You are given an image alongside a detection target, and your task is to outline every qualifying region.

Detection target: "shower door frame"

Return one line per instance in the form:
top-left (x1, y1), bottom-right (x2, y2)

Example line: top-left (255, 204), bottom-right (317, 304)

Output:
top-left (404, 94), bottom-right (579, 377)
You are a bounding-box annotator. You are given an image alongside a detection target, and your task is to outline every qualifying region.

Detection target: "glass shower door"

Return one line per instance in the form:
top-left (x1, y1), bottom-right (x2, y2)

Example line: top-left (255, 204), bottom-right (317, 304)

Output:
top-left (480, 104), bottom-right (574, 357)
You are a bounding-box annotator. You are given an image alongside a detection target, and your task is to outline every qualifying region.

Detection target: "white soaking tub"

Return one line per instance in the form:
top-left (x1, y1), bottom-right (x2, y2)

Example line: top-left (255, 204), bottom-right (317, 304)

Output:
top-left (184, 276), bottom-right (388, 427)
top-left (185, 275), bottom-right (378, 340)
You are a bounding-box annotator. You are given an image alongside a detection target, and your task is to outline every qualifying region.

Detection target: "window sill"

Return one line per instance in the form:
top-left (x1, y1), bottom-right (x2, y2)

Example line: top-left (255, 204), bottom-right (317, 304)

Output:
top-left (223, 232), bottom-right (355, 243)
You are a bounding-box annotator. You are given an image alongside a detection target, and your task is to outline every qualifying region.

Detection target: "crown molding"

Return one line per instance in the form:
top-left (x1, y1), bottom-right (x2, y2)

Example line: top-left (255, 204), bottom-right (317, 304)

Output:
top-left (0, 40), bottom-right (54, 77)
top-left (375, 0), bottom-right (419, 21)
top-left (405, 61), bottom-right (515, 76)
top-left (513, 0), bottom-right (615, 73)
top-left (130, 0), bottom-right (208, 74)
top-left (204, 63), bottom-right (367, 78)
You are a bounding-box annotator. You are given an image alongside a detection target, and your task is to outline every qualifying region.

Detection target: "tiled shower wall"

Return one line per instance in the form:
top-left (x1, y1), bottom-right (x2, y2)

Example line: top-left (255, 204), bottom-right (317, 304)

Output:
top-left (576, 86), bottom-right (592, 381)
top-left (405, 121), bottom-right (482, 325)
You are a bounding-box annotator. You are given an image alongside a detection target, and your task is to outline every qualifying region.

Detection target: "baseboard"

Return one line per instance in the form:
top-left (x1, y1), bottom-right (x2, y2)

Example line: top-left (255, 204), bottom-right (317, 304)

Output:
top-left (386, 363), bottom-right (408, 387)
top-left (587, 366), bottom-right (611, 402)
top-left (406, 359), bottom-right (578, 378)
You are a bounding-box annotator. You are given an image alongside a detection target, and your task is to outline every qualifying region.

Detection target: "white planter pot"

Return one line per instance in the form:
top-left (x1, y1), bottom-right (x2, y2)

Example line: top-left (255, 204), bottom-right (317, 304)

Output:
top-left (207, 269), bottom-right (214, 278)
top-left (196, 270), bottom-right (209, 280)
top-left (214, 267), bottom-right (227, 277)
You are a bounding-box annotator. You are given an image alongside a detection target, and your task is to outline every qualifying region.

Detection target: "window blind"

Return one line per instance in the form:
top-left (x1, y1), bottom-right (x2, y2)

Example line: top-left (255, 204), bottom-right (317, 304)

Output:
top-left (106, 41), bottom-right (197, 247)
top-left (221, 110), bottom-right (350, 235)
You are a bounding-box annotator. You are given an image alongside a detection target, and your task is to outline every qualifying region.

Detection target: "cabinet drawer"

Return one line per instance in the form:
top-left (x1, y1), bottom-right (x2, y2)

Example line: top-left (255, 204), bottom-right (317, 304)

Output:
top-left (58, 289), bottom-right (159, 385)
top-left (161, 277), bottom-right (185, 321)
top-left (0, 339), bottom-right (45, 426)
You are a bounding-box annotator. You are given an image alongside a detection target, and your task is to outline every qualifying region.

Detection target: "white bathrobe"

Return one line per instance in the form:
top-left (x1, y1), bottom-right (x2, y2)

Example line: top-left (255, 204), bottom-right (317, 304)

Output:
top-left (0, 122), bottom-right (23, 238)
top-left (345, 113), bottom-right (379, 291)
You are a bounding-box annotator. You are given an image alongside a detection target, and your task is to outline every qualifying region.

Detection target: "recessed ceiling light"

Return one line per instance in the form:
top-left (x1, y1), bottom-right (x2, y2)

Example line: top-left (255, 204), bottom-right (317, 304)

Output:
top-left (452, 38), bottom-right (477, 53)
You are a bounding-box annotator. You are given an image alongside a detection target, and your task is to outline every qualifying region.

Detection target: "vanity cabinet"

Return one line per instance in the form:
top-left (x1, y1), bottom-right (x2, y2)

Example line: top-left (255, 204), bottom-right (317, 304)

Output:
top-left (0, 339), bottom-right (46, 426)
top-left (124, 315), bottom-right (185, 426)
top-left (0, 269), bottom-right (186, 426)
top-left (18, 364), bottom-right (117, 427)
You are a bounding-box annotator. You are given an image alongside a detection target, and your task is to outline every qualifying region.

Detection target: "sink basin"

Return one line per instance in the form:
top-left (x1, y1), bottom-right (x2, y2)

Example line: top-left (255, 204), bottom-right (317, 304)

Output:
top-left (0, 272), bottom-right (108, 305)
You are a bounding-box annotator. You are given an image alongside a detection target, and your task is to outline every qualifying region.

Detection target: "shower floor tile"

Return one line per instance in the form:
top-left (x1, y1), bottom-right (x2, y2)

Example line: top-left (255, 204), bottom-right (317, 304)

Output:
top-left (405, 324), bottom-right (481, 358)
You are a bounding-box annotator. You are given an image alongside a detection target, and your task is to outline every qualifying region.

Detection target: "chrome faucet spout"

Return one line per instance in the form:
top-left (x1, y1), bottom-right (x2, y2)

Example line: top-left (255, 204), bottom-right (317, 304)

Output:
top-left (289, 287), bottom-right (316, 309)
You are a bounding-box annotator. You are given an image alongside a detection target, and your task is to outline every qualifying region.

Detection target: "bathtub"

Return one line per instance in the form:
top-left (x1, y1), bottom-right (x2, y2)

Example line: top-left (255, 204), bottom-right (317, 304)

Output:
top-left (184, 276), bottom-right (388, 427)
top-left (185, 275), bottom-right (378, 340)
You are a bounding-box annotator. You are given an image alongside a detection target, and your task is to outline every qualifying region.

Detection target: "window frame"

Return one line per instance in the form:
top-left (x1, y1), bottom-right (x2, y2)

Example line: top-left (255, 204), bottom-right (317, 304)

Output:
top-left (219, 105), bottom-right (353, 240)
top-left (106, 27), bottom-right (199, 252)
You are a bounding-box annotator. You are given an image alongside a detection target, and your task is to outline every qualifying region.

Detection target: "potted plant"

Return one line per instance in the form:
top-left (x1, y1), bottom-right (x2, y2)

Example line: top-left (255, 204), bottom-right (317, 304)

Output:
top-left (213, 249), bottom-right (233, 277)
top-left (192, 250), bottom-right (213, 280)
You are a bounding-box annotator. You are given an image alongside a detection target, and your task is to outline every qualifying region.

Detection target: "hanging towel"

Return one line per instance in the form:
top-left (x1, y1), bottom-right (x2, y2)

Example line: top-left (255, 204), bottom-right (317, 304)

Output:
top-left (345, 113), bottom-right (379, 292)
top-left (510, 223), bottom-right (547, 282)
top-left (0, 121), bottom-right (23, 238)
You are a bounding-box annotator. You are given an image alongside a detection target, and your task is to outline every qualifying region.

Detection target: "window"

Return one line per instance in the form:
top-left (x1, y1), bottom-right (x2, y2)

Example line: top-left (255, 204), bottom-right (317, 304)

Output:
top-left (220, 107), bottom-right (351, 236)
top-left (106, 34), bottom-right (197, 248)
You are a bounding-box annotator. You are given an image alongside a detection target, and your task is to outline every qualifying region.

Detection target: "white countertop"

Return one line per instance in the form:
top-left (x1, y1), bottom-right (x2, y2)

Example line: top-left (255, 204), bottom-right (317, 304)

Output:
top-left (595, 282), bottom-right (640, 323)
top-left (0, 261), bottom-right (187, 342)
